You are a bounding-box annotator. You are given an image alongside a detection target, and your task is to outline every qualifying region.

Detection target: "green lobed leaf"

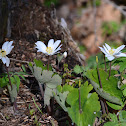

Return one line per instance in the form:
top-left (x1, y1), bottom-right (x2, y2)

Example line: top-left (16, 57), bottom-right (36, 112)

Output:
top-left (107, 102), bottom-right (123, 110)
top-left (7, 84), bottom-right (17, 103)
top-left (29, 62), bottom-right (33, 67)
top-left (41, 70), bottom-right (62, 89)
top-left (120, 84), bottom-right (126, 90)
top-left (34, 59), bottom-right (52, 71)
top-left (44, 87), bottom-right (56, 106)
top-left (113, 58), bottom-right (126, 72)
top-left (53, 89), bottom-right (69, 112)
top-left (14, 75), bottom-right (20, 92)
top-left (104, 111), bottom-right (126, 126)
top-left (86, 69), bottom-right (123, 106)
top-left (66, 82), bottom-right (100, 126)
top-left (123, 88), bottom-right (126, 97)
top-left (73, 65), bottom-right (84, 74)
top-left (29, 65), bottom-right (62, 106)
top-left (0, 76), bottom-right (9, 88)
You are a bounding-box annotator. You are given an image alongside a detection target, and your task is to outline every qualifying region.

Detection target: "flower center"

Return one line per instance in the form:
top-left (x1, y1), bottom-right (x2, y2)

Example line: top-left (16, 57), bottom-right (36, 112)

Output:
top-left (0, 49), bottom-right (6, 57)
top-left (109, 48), bottom-right (115, 55)
top-left (46, 47), bottom-right (53, 54)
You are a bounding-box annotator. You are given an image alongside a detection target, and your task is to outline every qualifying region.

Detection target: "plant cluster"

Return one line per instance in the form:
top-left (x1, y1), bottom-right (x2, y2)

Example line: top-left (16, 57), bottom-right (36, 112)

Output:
top-left (1, 38), bottom-right (126, 126)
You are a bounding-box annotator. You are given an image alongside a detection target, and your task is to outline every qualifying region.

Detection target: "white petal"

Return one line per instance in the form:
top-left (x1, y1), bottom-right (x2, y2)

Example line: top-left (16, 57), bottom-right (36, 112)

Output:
top-left (103, 45), bottom-right (109, 54)
top-left (5, 57), bottom-right (10, 67)
top-left (7, 41), bottom-right (13, 48)
top-left (48, 39), bottom-right (54, 48)
top-left (114, 45), bottom-right (125, 54)
top-left (54, 44), bottom-right (62, 54)
top-left (106, 55), bottom-right (115, 61)
top-left (114, 53), bottom-right (126, 58)
top-left (105, 43), bottom-right (111, 50)
top-left (2, 41), bottom-right (9, 51)
top-left (6, 45), bottom-right (14, 55)
top-left (99, 47), bottom-right (107, 55)
top-left (35, 41), bottom-right (46, 53)
top-left (53, 40), bottom-right (61, 50)
top-left (48, 53), bottom-right (54, 55)
top-left (2, 57), bottom-right (6, 64)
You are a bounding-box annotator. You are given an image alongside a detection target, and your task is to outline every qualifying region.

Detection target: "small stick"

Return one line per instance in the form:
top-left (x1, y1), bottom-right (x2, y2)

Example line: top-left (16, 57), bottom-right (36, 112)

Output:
top-left (10, 58), bottom-right (30, 64)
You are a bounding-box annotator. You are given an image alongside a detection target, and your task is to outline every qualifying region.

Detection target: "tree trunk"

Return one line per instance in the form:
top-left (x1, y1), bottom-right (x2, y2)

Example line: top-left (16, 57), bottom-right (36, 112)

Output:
top-left (0, 0), bottom-right (8, 44)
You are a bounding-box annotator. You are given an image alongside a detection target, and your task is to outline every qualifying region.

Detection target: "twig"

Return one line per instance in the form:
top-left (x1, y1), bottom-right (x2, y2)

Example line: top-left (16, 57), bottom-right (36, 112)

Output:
top-left (10, 58), bottom-right (31, 64)
top-left (0, 113), bottom-right (7, 121)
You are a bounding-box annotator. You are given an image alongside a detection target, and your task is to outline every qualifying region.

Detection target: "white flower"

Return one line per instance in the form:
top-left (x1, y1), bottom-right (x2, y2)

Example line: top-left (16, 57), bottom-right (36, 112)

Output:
top-left (0, 41), bottom-right (14, 67)
top-left (63, 51), bottom-right (67, 58)
top-left (35, 39), bottom-right (62, 55)
top-left (99, 43), bottom-right (126, 61)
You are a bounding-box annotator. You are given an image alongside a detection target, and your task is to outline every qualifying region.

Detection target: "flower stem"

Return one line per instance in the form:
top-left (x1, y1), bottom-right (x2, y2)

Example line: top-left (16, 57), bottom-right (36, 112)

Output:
top-left (78, 80), bottom-right (82, 113)
top-left (96, 56), bottom-right (108, 115)
top-left (5, 65), bottom-right (12, 89)
top-left (47, 56), bottom-right (50, 71)
top-left (96, 61), bottom-right (102, 88)
top-left (79, 87), bottom-right (82, 113)
top-left (39, 83), bottom-right (44, 98)
top-left (109, 61), bottom-right (112, 77)
top-left (47, 55), bottom-right (52, 115)
top-left (100, 97), bottom-right (106, 115)
top-left (104, 55), bottom-right (107, 72)
top-left (104, 100), bottom-right (109, 114)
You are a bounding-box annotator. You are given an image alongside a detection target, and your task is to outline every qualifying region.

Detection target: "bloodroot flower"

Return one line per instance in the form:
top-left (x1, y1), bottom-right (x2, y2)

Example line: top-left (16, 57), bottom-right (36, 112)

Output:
top-left (99, 43), bottom-right (126, 61)
top-left (35, 39), bottom-right (62, 55)
top-left (0, 41), bottom-right (14, 67)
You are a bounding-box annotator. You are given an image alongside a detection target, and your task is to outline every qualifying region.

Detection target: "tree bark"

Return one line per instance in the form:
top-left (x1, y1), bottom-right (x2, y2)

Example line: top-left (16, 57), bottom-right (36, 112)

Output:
top-left (0, 0), bottom-right (8, 44)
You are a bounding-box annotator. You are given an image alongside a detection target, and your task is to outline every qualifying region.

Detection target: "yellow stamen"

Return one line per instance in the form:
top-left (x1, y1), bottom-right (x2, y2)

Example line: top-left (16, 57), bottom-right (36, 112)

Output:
top-left (46, 47), bottom-right (53, 54)
top-left (109, 48), bottom-right (115, 55)
top-left (0, 49), bottom-right (6, 57)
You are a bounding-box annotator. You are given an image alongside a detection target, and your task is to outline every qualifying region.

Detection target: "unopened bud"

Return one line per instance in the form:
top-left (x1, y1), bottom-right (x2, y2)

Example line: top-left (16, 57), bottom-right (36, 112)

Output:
top-left (63, 51), bottom-right (67, 58)
top-left (96, 56), bottom-right (98, 64)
